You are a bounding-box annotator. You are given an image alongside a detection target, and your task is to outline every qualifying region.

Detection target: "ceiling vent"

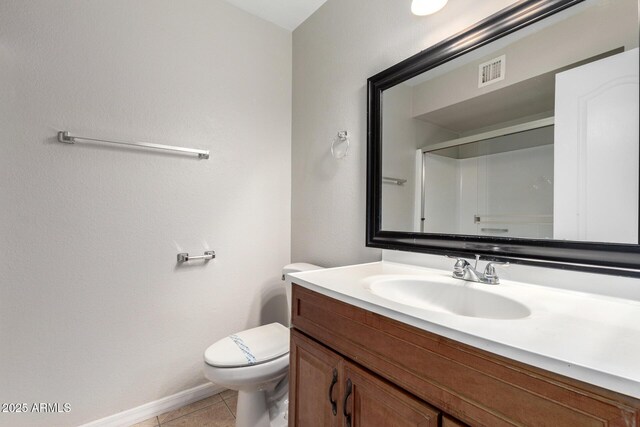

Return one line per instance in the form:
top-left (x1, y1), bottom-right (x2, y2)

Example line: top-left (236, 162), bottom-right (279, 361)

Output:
top-left (478, 55), bottom-right (506, 88)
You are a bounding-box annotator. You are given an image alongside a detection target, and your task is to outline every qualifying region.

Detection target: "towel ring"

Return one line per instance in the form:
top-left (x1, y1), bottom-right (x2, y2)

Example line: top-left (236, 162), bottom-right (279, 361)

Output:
top-left (331, 131), bottom-right (350, 159)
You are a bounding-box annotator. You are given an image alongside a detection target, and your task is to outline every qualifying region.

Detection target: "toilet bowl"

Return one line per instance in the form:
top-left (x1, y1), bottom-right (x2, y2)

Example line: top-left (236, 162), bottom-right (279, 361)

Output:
top-left (203, 263), bottom-right (322, 427)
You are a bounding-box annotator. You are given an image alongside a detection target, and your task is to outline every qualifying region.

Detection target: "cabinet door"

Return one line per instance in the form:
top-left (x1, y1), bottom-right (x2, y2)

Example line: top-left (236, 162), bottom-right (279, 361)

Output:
top-left (442, 414), bottom-right (468, 427)
top-left (342, 361), bottom-right (439, 427)
top-left (290, 329), bottom-right (343, 427)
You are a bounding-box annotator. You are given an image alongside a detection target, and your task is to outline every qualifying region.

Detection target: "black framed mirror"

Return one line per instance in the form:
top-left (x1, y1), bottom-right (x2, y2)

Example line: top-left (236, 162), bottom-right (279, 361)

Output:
top-left (366, 0), bottom-right (640, 275)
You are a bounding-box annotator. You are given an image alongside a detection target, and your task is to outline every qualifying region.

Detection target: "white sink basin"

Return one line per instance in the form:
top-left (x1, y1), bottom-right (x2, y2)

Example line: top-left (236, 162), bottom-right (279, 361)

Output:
top-left (367, 276), bottom-right (531, 320)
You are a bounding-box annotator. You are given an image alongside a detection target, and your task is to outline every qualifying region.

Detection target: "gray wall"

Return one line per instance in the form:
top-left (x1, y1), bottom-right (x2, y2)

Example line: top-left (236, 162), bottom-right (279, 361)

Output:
top-left (0, 1), bottom-right (291, 425)
top-left (291, 0), bottom-right (519, 266)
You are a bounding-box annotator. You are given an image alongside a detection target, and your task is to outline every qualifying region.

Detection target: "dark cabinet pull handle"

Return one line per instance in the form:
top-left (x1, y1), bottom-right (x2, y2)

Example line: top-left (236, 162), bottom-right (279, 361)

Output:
top-left (328, 368), bottom-right (338, 415)
top-left (343, 378), bottom-right (353, 427)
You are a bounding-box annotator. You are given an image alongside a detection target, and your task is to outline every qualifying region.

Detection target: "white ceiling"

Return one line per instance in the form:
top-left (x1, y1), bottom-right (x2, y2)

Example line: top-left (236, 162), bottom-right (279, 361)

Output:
top-left (224, 0), bottom-right (327, 31)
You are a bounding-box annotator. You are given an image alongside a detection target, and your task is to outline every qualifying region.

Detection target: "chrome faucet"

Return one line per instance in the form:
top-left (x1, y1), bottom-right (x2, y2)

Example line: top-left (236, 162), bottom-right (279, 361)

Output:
top-left (449, 255), bottom-right (508, 285)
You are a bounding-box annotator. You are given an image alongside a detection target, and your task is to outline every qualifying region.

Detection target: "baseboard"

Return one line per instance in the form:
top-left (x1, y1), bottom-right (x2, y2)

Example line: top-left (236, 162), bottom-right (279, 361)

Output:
top-left (79, 383), bottom-right (225, 427)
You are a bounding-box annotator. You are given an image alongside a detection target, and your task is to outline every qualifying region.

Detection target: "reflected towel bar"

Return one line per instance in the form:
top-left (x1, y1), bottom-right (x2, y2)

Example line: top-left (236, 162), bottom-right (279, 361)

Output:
top-left (57, 131), bottom-right (210, 159)
top-left (383, 176), bottom-right (407, 185)
top-left (474, 214), bottom-right (552, 224)
top-left (481, 228), bottom-right (509, 233)
top-left (177, 251), bottom-right (215, 263)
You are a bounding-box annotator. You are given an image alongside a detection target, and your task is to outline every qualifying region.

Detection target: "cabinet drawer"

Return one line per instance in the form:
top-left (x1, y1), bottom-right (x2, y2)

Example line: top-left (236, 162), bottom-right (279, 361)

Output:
top-left (292, 284), bottom-right (640, 427)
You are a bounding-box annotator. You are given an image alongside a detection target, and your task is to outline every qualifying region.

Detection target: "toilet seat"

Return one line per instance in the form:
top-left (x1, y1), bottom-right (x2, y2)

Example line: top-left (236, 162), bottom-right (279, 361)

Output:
top-left (203, 352), bottom-right (290, 391)
top-left (204, 323), bottom-right (289, 368)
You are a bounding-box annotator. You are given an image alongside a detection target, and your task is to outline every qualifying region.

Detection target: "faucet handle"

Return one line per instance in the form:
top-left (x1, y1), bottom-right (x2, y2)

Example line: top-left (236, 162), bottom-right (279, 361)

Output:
top-left (447, 256), bottom-right (471, 278)
top-left (446, 255), bottom-right (470, 265)
top-left (447, 255), bottom-right (478, 267)
top-left (483, 261), bottom-right (509, 284)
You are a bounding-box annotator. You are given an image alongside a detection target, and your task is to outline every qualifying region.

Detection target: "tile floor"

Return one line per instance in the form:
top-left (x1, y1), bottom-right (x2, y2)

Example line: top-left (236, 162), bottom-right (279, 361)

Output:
top-left (129, 389), bottom-right (238, 427)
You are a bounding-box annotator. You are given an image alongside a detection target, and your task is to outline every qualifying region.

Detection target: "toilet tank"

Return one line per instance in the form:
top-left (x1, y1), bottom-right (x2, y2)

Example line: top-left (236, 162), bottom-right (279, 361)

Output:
top-left (282, 263), bottom-right (323, 325)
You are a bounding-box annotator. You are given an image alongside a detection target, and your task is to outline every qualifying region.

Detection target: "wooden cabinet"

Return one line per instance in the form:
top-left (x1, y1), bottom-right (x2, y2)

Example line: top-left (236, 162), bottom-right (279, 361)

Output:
top-left (290, 329), bottom-right (439, 427)
top-left (289, 284), bottom-right (640, 427)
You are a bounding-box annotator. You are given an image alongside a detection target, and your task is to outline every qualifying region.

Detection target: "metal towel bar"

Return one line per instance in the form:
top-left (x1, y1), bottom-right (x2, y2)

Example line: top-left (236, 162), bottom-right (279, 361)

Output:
top-left (382, 176), bottom-right (407, 185)
top-left (58, 131), bottom-right (210, 159)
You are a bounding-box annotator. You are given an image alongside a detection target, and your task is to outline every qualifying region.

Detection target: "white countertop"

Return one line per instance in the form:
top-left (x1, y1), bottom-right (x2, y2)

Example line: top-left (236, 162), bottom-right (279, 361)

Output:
top-left (289, 261), bottom-right (640, 399)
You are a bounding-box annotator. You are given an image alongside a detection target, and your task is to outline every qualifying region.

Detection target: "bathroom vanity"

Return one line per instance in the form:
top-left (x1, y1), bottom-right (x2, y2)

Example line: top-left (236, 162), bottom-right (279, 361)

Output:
top-left (287, 262), bottom-right (640, 426)
top-left (287, 0), bottom-right (640, 424)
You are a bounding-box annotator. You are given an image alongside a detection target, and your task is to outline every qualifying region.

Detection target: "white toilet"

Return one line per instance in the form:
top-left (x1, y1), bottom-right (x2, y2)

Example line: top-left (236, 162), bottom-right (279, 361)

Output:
top-left (203, 263), bottom-right (322, 427)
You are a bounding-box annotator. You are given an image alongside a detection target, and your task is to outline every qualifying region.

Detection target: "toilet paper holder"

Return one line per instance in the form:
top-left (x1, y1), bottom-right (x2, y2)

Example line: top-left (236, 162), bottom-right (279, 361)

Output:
top-left (177, 251), bottom-right (216, 263)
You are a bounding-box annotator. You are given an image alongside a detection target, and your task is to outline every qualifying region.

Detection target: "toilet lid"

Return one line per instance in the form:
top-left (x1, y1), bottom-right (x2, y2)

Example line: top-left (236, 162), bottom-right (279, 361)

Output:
top-left (204, 323), bottom-right (290, 368)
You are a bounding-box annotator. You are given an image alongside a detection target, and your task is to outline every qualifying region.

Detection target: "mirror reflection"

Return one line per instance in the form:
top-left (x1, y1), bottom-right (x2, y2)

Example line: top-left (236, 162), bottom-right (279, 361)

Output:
top-left (381, 0), bottom-right (639, 244)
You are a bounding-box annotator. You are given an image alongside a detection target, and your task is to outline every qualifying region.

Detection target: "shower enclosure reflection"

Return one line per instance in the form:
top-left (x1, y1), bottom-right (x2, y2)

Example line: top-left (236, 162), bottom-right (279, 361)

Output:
top-left (419, 121), bottom-right (554, 239)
